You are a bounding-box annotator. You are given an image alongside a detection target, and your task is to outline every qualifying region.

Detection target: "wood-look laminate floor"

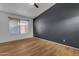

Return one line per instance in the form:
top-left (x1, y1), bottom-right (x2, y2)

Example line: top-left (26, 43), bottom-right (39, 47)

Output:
top-left (0, 37), bottom-right (79, 56)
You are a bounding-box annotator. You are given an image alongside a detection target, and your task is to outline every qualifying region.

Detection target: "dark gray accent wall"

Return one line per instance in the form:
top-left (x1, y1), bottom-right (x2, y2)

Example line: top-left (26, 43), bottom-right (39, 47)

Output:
top-left (34, 3), bottom-right (79, 48)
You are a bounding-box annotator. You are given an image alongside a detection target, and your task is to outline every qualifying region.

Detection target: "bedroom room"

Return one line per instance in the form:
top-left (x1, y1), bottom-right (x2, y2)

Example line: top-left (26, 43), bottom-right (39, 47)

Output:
top-left (0, 3), bottom-right (79, 56)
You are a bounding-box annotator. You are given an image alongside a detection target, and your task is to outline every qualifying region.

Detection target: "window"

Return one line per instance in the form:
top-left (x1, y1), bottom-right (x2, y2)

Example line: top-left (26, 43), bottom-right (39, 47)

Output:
top-left (20, 20), bottom-right (28, 34)
top-left (9, 17), bottom-right (29, 34)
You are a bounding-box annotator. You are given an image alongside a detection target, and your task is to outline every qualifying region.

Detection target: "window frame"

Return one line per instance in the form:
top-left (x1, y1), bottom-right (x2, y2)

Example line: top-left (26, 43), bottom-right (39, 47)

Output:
top-left (8, 17), bottom-right (29, 35)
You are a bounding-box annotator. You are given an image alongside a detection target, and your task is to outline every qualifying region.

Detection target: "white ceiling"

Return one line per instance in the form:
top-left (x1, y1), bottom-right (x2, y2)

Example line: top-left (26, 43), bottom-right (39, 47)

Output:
top-left (0, 3), bottom-right (55, 19)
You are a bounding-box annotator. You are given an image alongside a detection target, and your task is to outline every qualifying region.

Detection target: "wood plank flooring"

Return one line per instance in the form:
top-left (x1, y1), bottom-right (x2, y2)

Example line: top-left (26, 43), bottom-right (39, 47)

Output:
top-left (0, 37), bottom-right (79, 56)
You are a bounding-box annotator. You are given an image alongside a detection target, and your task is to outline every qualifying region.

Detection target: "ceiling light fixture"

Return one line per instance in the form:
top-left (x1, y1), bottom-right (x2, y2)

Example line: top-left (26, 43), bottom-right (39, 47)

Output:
top-left (29, 3), bottom-right (39, 8)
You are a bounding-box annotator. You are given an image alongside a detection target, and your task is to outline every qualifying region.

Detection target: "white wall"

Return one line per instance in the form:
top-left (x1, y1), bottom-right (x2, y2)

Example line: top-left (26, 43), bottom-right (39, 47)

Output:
top-left (0, 11), bottom-right (33, 43)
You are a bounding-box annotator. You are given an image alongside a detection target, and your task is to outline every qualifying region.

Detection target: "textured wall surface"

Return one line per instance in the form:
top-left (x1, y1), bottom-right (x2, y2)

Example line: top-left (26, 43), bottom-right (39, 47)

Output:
top-left (34, 3), bottom-right (79, 48)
